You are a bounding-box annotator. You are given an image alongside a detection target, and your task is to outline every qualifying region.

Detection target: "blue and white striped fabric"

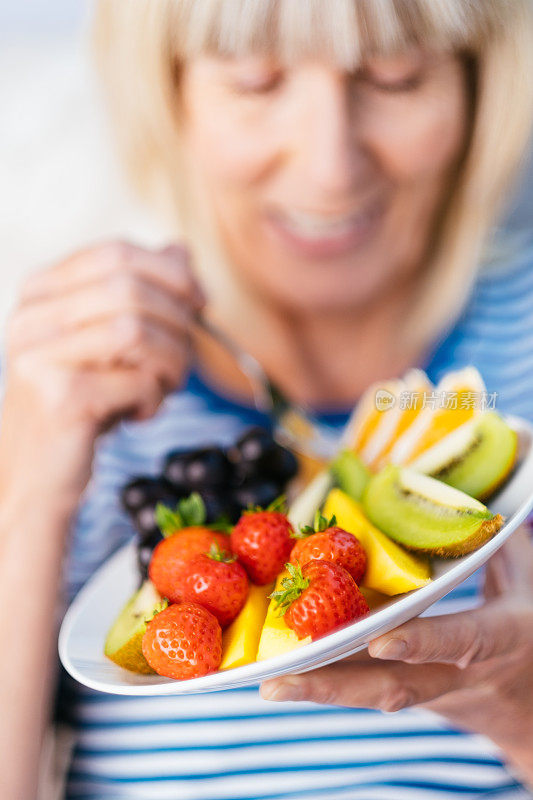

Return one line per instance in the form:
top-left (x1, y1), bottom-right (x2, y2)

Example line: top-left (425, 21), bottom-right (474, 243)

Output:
top-left (60, 236), bottom-right (533, 799)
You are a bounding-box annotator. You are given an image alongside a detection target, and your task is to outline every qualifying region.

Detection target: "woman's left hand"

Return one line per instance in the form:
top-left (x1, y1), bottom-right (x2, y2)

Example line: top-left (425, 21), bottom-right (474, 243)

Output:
top-left (261, 526), bottom-right (533, 783)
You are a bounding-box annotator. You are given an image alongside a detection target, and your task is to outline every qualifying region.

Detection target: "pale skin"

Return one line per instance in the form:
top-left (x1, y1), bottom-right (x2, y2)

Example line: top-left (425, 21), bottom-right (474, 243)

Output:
top-left (0, 50), bottom-right (532, 799)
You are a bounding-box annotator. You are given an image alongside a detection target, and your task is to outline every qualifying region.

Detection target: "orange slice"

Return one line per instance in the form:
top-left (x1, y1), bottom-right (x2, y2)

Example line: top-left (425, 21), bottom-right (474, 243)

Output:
top-left (342, 379), bottom-right (405, 460)
top-left (364, 369), bottom-right (433, 471)
top-left (389, 367), bottom-right (486, 465)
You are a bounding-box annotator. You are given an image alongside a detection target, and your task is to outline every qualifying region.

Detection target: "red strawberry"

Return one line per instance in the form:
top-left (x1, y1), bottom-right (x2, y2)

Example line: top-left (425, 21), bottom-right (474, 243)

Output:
top-left (290, 513), bottom-right (367, 583)
top-left (231, 501), bottom-right (294, 585)
top-left (142, 602), bottom-right (222, 680)
top-left (149, 528), bottom-right (229, 603)
top-left (180, 544), bottom-right (249, 627)
top-left (271, 560), bottom-right (369, 640)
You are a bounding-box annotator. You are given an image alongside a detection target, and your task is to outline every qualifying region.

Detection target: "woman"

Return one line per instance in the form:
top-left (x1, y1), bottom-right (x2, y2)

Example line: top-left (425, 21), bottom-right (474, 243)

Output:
top-left (1, 1), bottom-right (533, 798)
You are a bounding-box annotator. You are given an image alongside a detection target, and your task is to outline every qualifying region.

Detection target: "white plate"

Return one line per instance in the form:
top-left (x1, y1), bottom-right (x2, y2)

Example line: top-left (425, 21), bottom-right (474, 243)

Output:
top-left (59, 414), bottom-right (533, 696)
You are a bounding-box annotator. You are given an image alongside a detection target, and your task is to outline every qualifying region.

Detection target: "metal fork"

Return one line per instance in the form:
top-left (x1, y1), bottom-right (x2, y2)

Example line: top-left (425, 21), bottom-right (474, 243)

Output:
top-left (195, 315), bottom-right (341, 458)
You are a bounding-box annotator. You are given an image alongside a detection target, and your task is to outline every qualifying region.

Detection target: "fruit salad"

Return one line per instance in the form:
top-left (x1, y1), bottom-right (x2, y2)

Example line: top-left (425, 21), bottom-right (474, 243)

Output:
top-left (105, 367), bottom-right (516, 681)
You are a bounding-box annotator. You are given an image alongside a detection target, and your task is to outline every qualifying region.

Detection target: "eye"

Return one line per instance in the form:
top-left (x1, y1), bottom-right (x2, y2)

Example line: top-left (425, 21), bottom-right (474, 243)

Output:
top-left (233, 70), bottom-right (284, 95)
top-left (224, 58), bottom-right (285, 96)
top-left (360, 71), bottom-right (423, 94)
top-left (358, 53), bottom-right (426, 94)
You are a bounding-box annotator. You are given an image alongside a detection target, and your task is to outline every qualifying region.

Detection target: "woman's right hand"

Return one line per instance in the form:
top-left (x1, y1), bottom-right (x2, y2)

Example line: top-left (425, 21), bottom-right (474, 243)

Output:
top-left (0, 242), bottom-right (205, 511)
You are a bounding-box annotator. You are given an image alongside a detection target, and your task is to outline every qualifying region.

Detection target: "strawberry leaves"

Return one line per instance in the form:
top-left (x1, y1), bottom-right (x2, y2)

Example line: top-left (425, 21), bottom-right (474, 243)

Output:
top-left (156, 493), bottom-right (206, 537)
top-left (245, 494), bottom-right (288, 515)
top-left (206, 516), bottom-right (233, 535)
top-left (206, 542), bottom-right (237, 564)
top-left (156, 493), bottom-right (234, 537)
top-left (269, 562), bottom-right (310, 616)
top-left (291, 510), bottom-right (337, 539)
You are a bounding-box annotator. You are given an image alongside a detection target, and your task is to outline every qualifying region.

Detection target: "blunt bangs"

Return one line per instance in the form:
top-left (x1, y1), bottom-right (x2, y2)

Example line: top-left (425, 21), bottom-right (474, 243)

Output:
top-left (167, 0), bottom-right (508, 68)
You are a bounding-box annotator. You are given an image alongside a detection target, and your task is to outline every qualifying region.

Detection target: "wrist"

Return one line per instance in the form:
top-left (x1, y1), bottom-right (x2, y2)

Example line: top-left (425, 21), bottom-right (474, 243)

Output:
top-left (0, 423), bottom-right (95, 519)
top-left (0, 475), bottom-right (80, 539)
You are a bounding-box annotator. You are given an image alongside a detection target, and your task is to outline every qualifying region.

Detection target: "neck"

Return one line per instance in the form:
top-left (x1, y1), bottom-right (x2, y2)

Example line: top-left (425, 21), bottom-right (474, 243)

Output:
top-left (195, 277), bottom-right (427, 411)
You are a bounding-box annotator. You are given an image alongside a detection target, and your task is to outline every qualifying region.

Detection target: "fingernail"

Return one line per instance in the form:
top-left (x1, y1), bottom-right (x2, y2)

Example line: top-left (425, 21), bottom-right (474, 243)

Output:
top-left (261, 677), bottom-right (304, 702)
top-left (372, 638), bottom-right (408, 660)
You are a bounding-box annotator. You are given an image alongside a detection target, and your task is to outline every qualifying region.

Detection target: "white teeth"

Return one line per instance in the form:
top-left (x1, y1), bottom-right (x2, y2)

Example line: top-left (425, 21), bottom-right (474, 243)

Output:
top-left (280, 210), bottom-right (371, 240)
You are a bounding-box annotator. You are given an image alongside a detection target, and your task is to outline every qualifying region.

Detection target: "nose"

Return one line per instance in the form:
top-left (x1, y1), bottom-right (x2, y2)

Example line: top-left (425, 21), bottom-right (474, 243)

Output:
top-left (295, 70), bottom-right (366, 197)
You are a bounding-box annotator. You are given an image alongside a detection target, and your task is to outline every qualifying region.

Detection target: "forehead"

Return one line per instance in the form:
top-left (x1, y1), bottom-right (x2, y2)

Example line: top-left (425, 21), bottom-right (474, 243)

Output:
top-left (168, 0), bottom-right (497, 68)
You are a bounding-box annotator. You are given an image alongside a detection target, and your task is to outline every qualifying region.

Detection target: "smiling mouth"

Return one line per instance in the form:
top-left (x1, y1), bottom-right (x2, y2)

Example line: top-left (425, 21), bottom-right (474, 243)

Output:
top-left (265, 202), bottom-right (385, 257)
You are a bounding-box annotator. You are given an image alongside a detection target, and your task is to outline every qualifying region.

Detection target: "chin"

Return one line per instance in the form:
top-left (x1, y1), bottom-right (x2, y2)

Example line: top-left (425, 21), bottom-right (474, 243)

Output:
top-left (251, 245), bottom-right (388, 312)
top-left (226, 222), bottom-right (396, 314)
top-left (258, 269), bottom-right (382, 315)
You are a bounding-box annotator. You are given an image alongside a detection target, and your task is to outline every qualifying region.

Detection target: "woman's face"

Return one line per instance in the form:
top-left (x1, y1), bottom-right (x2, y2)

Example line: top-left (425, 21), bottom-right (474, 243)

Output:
top-left (180, 50), bottom-right (469, 313)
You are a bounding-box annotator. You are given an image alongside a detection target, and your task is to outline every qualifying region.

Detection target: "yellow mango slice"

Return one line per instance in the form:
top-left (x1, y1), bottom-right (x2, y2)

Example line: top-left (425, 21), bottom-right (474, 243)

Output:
top-left (323, 488), bottom-right (431, 595)
top-left (256, 572), bottom-right (311, 661)
top-left (220, 583), bottom-right (273, 670)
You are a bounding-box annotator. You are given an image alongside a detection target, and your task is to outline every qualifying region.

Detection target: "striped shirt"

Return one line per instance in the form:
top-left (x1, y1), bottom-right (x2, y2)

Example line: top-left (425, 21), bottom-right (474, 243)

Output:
top-left (60, 235), bottom-right (533, 799)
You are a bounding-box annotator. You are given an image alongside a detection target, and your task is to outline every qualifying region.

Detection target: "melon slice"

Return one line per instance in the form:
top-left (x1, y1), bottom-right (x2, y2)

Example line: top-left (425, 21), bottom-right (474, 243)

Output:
top-left (104, 581), bottom-right (167, 674)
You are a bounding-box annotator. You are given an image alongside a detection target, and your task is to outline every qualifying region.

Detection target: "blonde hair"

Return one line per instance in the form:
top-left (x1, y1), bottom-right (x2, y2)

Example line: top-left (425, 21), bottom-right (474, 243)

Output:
top-left (93, 0), bottom-right (533, 351)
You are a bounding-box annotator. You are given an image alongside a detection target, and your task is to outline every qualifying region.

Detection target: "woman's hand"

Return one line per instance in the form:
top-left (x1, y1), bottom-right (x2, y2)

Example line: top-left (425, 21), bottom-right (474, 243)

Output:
top-left (0, 240), bottom-right (204, 800)
top-left (0, 241), bottom-right (204, 508)
top-left (261, 526), bottom-right (533, 784)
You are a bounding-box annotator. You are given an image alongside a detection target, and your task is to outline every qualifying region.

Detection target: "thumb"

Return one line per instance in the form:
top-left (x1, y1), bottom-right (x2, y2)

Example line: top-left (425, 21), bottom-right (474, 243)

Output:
top-left (368, 602), bottom-right (530, 669)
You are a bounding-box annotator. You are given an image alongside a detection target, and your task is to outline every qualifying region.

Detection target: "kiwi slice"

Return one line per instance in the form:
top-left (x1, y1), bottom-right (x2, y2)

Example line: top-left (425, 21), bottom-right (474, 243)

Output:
top-left (410, 412), bottom-right (517, 500)
top-left (363, 464), bottom-right (504, 558)
top-left (104, 580), bottom-right (167, 674)
top-left (330, 450), bottom-right (371, 502)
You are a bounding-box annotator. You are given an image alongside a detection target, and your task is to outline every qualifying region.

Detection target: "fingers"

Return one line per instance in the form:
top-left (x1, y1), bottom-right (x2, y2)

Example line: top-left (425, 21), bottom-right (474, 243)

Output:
top-left (368, 602), bottom-right (531, 669)
top-left (2, 241), bottom-right (203, 440)
top-left (10, 273), bottom-right (196, 353)
top-left (372, 531), bottom-right (533, 671)
top-left (24, 316), bottom-right (190, 392)
top-left (86, 367), bottom-right (167, 423)
top-left (261, 660), bottom-right (465, 711)
top-left (19, 242), bottom-right (205, 309)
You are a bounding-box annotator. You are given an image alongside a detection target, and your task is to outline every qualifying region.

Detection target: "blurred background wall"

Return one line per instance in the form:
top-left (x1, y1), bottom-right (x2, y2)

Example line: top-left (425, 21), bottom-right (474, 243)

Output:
top-left (0, 0), bottom-right (531, 334)
top-left (0, 0), bottom-right (167, 333)
top-left (0, 0), bottom-right (89, 36)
